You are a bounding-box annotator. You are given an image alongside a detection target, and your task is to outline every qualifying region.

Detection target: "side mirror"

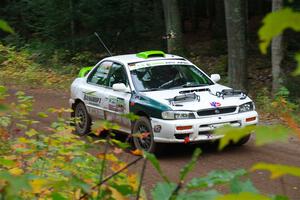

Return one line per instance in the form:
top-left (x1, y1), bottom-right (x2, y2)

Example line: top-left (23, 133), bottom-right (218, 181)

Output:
top-left (112, 83), bottom-right (131, 93)
top-left (210, 74), bottom-right (221, 83)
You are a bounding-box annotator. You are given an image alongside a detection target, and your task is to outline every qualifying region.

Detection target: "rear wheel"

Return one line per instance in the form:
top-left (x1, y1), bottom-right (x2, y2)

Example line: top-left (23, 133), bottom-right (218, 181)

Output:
top-left (132, 117), bottom-right (158, 153)
top-left (74, 102), bottom-right (91, 135)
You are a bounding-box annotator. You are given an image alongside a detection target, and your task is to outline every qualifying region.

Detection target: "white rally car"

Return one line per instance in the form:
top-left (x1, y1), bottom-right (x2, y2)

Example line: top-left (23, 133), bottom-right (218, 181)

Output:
top-left (70, 51), bottom-right (258, 152)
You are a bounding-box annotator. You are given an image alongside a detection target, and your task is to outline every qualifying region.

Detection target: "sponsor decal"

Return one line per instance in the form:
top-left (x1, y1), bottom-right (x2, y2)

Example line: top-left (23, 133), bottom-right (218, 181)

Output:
top-left (83, 92), bottom-right (101, 106)
top-left (210, 101), bottom-right (221, 107)
top-left (129, 61), bottom-right (190, 71)
top-left (108, 96), bottom-right (125, 113)
top-left (84, 94), bottom-right (101, 104)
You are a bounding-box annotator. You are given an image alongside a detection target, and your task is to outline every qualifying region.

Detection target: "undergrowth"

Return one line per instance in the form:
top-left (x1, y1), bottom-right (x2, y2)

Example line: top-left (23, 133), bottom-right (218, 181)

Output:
top-left (0, 85), bottom-right (300, 199)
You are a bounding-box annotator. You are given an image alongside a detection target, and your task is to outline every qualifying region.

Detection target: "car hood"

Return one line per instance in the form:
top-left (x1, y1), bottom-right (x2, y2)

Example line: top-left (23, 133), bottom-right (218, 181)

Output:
top-left (140, 84), bottom-right (252, 111)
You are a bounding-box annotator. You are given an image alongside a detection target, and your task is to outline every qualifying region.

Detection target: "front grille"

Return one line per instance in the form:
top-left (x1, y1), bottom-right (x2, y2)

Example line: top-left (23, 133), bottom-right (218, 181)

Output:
top-left (199, 121), bottom-right (241, 133)
top-left (197, 106), bottom-right (237, 116)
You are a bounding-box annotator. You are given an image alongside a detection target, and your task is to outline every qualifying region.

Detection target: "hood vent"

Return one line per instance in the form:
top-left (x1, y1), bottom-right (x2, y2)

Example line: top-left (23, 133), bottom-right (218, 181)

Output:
top-left (179, 88), bottom-right (210, 94)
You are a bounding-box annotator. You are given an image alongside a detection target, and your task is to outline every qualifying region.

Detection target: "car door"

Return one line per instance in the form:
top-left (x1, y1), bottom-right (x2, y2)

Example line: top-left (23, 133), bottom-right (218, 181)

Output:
top-left (83, 61), bottom-right (113, 120)
top-left (103, 62), bottom-right (132, 133)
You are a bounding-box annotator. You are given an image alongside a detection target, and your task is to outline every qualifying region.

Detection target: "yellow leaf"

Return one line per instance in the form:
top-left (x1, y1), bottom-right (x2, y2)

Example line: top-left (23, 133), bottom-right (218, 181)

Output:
top-left (25, 128), bottom-right (38, 137)
top-left (128, 174), bottom-right (139, 191)
top-left (30, 179), bottom-right (47, 193)
top-left (251, 163), bottom-right (300, 179)
top-left (130, 149), bottom-right (143, 156)
top-left (9, 167), bottom-right (24, 176)
top-left (111, 162), bottom-right (127, 172)
top-left (97, 153), bottom-right (119, 162)
top-left (75, 188), bottom-right (81, 199)
top-left (216, 192), bottom-right (271, 200)
top-left (108, 186), bottom-right (127, 200)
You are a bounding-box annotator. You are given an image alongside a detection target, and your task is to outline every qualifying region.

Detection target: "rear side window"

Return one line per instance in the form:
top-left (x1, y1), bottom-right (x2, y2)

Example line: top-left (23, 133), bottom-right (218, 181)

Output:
top-left (87, 61), bottom-right (112, 86)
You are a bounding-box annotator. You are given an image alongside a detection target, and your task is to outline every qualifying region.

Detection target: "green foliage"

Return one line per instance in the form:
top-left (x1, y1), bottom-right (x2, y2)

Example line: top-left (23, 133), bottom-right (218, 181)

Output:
top-left (215, 124), bottom-right (293, 150)
top-left (1, 0), bottom-right (164, 52)
top-left (1, 84), bottom-right (300, 199)
top-left (254, 125), bottom-right (291, 146)
top-left (293, 53), bottom-right (300, 76)
top-left (259, 8), bottom-right (300, 54)
top-left (0, 19), bottom-right (14, 33)
top-left (216, 192), bottom-right (272, 200)
top-left (259, 8), bottom-right (300, 75)
top-left (215, 125), bottom-right (254, 150)
top-left (179, 148), bottom-right (201, 181)
top-left (230, 179), bottom-right (258, 194)
top-left (0, 44), bottom-right (73, 88)
top-left (144, 151), bottom-right (170, 183)
top-left (175, 190), bottom-right (219, 200)
top-left (252, 163), bottom-right (300, 179)
top-left (0, 87), bottom-right (140, 199)
top-left (151, 182), bottom-right (177, 200)
top-left (187, 169), bottom-right (247, 189)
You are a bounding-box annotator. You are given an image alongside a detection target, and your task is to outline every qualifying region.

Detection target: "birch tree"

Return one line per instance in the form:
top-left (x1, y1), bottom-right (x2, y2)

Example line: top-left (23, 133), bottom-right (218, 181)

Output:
top-left (271, 0), bottom-right (284, 94)
top-left (162, 0), bottom-right (184, 54)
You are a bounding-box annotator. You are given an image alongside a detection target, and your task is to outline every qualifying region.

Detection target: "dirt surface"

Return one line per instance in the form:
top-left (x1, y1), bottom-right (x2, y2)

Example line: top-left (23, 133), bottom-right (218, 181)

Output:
top-left (6, 87), bottom-right (300, 199)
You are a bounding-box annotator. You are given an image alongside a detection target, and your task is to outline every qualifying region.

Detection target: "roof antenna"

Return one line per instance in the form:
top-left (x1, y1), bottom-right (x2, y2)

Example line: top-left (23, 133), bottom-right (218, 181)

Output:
top-left (94, 32), bottom-right (113, 56)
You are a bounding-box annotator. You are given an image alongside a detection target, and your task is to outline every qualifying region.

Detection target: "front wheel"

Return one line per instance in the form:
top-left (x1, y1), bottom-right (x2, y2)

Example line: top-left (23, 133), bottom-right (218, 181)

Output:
top-left (132, 117), bottom-right (158, 153)
top-left (74, 102), bottom-right (91, 135)
top-left (234, 134), bottom-right (251, 146)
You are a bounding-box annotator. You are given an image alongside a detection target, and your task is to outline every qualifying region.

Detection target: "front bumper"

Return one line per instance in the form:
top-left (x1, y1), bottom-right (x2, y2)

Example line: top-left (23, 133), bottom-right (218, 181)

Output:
top-left (151, 111), bottom-right (258, 143)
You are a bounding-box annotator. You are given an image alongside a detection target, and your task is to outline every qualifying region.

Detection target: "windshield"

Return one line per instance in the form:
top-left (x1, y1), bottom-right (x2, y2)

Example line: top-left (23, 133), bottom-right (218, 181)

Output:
top-left (130, 64), bottom-right (214, 92)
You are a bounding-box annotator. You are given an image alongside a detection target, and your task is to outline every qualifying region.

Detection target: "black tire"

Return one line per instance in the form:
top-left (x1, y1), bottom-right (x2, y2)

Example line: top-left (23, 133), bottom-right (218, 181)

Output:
top-left (234, 134), bottom-right (251, 146)
top-left (74, 102), bottom-right (91, 135)
top-left (132, 116), bottom-right (157, 153)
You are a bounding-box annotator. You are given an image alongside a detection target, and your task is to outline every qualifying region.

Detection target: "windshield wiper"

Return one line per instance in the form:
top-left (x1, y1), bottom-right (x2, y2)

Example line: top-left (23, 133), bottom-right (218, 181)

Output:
top-left (140, 88), bottom-right (163, 92)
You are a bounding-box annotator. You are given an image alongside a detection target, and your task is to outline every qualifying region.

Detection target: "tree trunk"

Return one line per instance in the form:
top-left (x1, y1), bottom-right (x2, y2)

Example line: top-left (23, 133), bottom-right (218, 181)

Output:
top-left (224, 0), bottom-right (247, 90)
top-left (271, 0), bottom-right (284, 94)
top-left (69, 0), bottom-right (75, 51)
top-left (213, 0), bottom-right (226, 38)
top-left (162, 0), bottom-right (184, 54)
top-left (206, 0), bottom-right (215, 30)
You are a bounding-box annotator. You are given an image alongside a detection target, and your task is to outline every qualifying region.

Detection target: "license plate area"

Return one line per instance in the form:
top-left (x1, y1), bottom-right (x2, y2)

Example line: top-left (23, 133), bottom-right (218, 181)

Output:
top-left (199, 121), bottom-right (241, 133)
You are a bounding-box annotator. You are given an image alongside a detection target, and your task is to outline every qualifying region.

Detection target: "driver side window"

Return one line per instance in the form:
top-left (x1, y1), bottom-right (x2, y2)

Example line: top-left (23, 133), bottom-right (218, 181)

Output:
top-left (107, 63), bottom-right (129, 87)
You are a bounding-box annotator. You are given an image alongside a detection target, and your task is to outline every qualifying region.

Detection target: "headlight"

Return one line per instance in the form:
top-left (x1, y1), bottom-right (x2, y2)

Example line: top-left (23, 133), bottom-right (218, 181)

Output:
top-left (162, 111), bottom-right (196, 120)
top-left (239, 102), bottom-right (255, 113)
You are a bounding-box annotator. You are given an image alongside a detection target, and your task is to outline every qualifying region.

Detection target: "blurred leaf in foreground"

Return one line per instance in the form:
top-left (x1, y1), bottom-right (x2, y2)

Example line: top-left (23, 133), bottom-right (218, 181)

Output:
top-left (187, 169), bottom-right (246, 189)
top-left (151, 182), bottom-right (176, 200)
top-left (216, 192), bottom-right (272, 200)
top-left (259, 8), bottom-right (300, 54)
top-left (254, 125), bottom-right (291, 146)
top-left (179, 148), bottom-right (201, 181)
top-left (0, 19), bottom-right (14, 33)
top-left (251, 163), bottom-right (300, 179)
top-left (215, 125), bottom-right (255, 150)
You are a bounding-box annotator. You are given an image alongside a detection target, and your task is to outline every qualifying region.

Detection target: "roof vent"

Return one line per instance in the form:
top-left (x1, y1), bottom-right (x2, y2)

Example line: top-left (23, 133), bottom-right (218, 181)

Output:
top-left (136, 50), bottom-right (165, 59)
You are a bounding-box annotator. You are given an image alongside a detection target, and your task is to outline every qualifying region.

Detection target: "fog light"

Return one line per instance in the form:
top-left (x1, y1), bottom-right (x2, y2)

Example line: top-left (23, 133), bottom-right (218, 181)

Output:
top-left (176, 125), bottom-right (193, 130)
top-left (246, 117), bottom-right (256, 122)
top-left (153, 125), bottom-right (162, 133)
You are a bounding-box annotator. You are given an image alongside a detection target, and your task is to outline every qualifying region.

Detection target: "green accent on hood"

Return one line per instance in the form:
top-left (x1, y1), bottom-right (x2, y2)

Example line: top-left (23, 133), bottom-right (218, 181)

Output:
top-left (136, 50), bottom-right (165, 59)
top-left (78, 66), bottom-right (93, 77)
top-left (130, 94), bottom-right (171, 119)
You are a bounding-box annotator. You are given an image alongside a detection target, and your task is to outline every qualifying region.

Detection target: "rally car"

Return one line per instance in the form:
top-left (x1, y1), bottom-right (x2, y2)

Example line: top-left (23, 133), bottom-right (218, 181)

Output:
top-left (70, 50), bottom-right (258, 152)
